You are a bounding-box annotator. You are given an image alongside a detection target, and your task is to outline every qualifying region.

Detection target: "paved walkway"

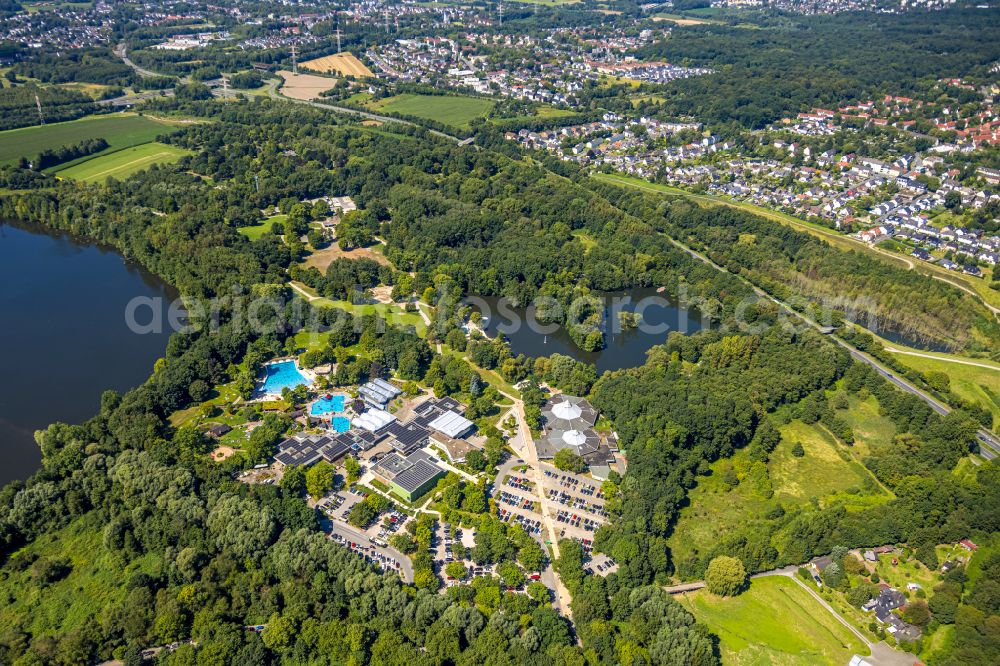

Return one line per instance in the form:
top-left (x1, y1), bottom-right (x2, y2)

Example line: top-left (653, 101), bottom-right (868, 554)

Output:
top-left (508, 397), bottom-right (575, 618)
top-left (884, 347), bottom-right (1000, 370)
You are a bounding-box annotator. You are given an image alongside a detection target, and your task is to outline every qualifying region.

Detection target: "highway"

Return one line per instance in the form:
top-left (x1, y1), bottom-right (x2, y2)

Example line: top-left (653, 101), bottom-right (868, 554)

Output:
top-left (258, 78), bottom-right (462, 143)
top-left (656, 223), bottom-right (1000, 460)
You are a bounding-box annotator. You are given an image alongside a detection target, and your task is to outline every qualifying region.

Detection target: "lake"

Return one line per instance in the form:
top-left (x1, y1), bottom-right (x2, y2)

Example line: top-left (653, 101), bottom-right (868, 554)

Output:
top-left (0, 221), bottom-right (178, 486)
top-left (470, 288), bottom-right (708, 374)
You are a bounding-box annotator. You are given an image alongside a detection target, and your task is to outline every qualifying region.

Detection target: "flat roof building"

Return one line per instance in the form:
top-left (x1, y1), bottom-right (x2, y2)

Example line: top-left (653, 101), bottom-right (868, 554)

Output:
top-left (372, 449), bottom-right (445, 502)
top-left (359, 378), bottom-right (402, 408)
top-left (275, 434), bottom-right (351, 467)
top-left (428, 410), bottom-right (475, 439)
top-left (353, 407), bottom-right (396, 432)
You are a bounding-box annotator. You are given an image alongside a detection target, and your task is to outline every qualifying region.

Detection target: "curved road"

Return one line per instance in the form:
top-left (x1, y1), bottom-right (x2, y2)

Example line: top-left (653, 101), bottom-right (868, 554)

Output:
top-left (115, 43), bottom-right (190, 83)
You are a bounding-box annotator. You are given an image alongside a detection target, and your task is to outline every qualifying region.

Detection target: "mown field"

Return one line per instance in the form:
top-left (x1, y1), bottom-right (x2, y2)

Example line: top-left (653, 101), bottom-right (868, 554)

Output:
top-left (55, 142), bottom-right (191, 182)
top-left (370, 94), bottom-right (495, 129)
top-left (0, 114), bottom-right (173, 165)
top-left (678, 576), bottom-right (868, 666)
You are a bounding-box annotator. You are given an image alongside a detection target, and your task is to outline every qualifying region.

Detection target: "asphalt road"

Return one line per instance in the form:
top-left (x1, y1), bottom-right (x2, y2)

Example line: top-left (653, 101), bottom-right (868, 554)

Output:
top-left (324, 519), bottom-right (413, 583)
top-left (260, 79), bottom-right (462, 143)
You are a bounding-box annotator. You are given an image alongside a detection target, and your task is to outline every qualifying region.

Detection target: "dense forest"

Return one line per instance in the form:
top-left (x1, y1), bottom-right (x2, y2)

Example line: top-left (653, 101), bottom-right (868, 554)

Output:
top-left (636, 8), bottom-right (1000, 130)
top-left (0, 84), bottom-right (96, 131)
top-left (11, 47), bottom-right (136, 87)
top-left (0, 91), bottom-right (997, 664)
top-left (587, 180), bottom-right (1000, 353)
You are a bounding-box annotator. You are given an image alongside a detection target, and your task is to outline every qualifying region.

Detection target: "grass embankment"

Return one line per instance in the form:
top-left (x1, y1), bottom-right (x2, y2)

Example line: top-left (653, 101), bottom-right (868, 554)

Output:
top-left (877, 342), bottom-right (1000, 432)
top-left (0, 114), bottom-right (175, 166)
top-left (679, 576), bottom-right (868, 665)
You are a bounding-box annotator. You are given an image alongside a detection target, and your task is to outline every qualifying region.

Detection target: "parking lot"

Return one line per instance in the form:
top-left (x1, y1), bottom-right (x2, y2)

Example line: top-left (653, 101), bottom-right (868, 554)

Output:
top-left (327, 524), bottom-right (412, 582)
top-left (537, 465), bottom-right (609, 553)
top-left (584, 553), bottom-right (619, 577)
top-left (318, 489), bottom-right (414, 580)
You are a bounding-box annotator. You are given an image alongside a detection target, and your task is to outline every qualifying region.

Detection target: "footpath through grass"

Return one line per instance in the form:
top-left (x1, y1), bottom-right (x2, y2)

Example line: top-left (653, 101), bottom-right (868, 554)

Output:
top-left (679, 575), bottom-right (868, 666)
top-left (0, 114), bottom-right (175, 165)
top-left (54, 142), bottom-right (191, 182)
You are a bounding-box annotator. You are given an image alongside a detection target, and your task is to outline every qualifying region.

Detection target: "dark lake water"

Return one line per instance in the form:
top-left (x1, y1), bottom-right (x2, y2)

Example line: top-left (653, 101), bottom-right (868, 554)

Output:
top-left (0, 221), bottom-right (178, 486)
top-left (470, 287), bottom-right (708, 374)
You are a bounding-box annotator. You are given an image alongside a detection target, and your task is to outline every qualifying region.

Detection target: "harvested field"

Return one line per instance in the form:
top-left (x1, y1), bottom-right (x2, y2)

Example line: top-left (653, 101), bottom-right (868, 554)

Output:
top-left (301, 52), bottom-right (375, 78)
top-left (277, 70), bottom-right (337, 100)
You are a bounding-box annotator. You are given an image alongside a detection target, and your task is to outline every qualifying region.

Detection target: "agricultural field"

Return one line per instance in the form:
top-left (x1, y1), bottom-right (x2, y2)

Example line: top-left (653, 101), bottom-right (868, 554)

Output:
top-left (54, 142), bottom-right (191, 182)
top-left (651, 12), bottom-right (719, 25)
top-left (0, 114), bottom-right (175, 165)
top-left (301, 52), bottom-right (374, 78)
top-left (678, 576), bottom-right (869, 666)
top-left (369, 93), bottom-right (495, 130)
top-left (277, 70), bottom-right (337, 101)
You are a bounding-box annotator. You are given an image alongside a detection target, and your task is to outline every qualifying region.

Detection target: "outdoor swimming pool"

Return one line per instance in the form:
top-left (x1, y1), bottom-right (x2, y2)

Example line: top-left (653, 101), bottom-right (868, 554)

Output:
top-left (260, 361), bottom-right (311, 394)
top-left (311, 394), bottom-right (346, 415)
top-left (331, 416), bottom-right (351, 433)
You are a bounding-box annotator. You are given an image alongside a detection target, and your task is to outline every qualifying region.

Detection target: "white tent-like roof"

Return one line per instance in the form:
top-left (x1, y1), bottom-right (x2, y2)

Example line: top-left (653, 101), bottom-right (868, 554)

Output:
top-left (428, 410), bottom-right (474, 439)
top-left (353, 408), bottom-right (396, 432)
top-left (552, 401), bottom-right (583, 421)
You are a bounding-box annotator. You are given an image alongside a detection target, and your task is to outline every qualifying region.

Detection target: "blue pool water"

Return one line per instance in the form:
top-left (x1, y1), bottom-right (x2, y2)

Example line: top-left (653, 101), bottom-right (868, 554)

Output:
top-left (260, 361), bottom-right (310, 394)
top-left (311, 394), bottom-right (346, 415)
top-left (331, 416), bottom-right (351, 433)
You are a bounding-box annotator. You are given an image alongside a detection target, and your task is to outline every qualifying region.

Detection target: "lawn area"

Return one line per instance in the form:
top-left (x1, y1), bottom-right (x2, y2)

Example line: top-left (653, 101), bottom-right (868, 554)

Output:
top-left (0, 114), bottom-right (176, 165)
top-left (370, 93), bottom-right (495, 129)
top-left (238, 214), bottom-right (285, 241)
top-left (678, 576), bottom-right (869, 665)
top-left (871, 551), bottom-right (942, 595)
top-left (54, 142), bottom-right (191, 182)
top-left (0, 514), bottom-right (162, 637)
top-left (291, 286), bottom-right (427, 336)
